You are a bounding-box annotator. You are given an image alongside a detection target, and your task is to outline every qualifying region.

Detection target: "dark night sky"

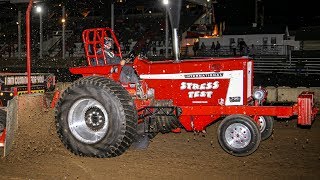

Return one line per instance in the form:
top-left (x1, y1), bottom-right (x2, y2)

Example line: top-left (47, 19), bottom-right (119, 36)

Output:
top-left (215, 0), bottom-right (319, 29)
top-left (44, 0), bottom-right (319, 28)
top-left (0, 0), bottom-right (319, 30)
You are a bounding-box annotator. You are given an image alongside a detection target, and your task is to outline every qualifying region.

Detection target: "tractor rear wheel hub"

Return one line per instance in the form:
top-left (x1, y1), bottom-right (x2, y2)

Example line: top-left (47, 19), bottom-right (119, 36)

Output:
top-left (68, 98), bottom-right (109, 144)
top-left (85, 107), bottom-right (105, 131)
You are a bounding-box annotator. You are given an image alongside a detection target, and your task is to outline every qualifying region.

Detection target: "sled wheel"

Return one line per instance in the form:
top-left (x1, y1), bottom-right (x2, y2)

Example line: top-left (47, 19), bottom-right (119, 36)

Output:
top-left (218, 115), bottom-right (261, 157)
top-left (258, 116), bottom-right (274, 141)
top-left (55, 76), bottom-right (137, 158)
top-left (0, 109), bottom-right (6, 133)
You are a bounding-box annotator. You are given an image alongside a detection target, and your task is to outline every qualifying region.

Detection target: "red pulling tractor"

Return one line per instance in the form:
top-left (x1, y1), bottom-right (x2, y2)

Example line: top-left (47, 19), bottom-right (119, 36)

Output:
top-left (53, 27), bottom-right (318, 158)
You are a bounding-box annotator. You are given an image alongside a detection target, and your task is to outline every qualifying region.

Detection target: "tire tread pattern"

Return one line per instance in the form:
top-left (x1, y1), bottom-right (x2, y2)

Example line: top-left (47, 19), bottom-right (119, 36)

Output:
top-left (55, 76), bottom-right (137, 158)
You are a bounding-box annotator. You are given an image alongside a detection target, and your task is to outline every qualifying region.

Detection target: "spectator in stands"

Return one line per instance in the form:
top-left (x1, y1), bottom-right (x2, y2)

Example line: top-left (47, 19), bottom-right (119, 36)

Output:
top-left (152, 42), bottom-right (157, 56)
top-left (249, 44), bottom-right (255, 57)
top-left (239, 40), bottom-right (247, 56)
top-left (96, 37), bottom-right (139, 84)
top-left (210, 42), bottom-right (215, 52)
top-left (230, 41), bottom-right (237, 56)
top-left (295, 59), bottom-right (305, 76)
top-left (215, 41), bottom-right (221, 53)
top-left (200, 42), bottom-right (206, 50)
top-left (193, 41), bottom-right (199, 56)
top-left (159, 49), bottom-right (164, 56)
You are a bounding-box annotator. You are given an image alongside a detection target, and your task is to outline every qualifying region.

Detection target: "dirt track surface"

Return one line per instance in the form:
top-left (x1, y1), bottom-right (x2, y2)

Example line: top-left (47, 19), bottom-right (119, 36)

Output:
top-left (0, 95), bottom-right (319, 179)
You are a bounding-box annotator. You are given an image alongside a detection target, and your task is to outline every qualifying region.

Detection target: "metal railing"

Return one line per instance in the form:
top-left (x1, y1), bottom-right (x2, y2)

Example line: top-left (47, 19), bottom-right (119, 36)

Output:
top-left (253, 57), bottom-right (320, 75)
top-left (166, 45), bottom-right (320, 76)
top-left (196, 45), bottom-right (290, 57)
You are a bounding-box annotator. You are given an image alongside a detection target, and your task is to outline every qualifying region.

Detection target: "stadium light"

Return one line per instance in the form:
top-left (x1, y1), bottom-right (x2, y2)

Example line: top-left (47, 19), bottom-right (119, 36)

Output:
top-left (36, 5), bottom-right (43, 59)
top-left (36, 6), bottom-right (42, 13)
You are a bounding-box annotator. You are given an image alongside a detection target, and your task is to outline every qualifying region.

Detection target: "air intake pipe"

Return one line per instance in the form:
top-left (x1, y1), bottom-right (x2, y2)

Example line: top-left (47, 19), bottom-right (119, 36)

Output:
top-left (172, 28), bottom-right (180, 62)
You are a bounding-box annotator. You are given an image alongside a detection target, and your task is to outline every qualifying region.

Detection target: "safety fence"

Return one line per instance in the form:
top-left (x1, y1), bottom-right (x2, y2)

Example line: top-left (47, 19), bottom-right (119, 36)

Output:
top-left (252, 57), bottom-right (320, 75)
top-left (192, 45), bottom-right (290, 57)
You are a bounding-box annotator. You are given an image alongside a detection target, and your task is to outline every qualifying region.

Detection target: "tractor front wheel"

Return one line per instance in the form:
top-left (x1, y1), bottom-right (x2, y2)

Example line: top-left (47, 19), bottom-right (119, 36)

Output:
top-left (258, 116), bottom-right (274, 141)
top-left (218, 115), bottom-right (261, 157)
top-left (55, 76), bottom-right (137, 158)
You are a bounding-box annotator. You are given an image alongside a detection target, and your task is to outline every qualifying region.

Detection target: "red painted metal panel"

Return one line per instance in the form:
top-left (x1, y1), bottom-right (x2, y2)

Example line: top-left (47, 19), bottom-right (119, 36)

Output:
top-left (178, 105), bottom-right (295, 130)
top-left (180, 105), bottom-right (295, 116)
top-left (180, 115), bottom-right (220, 131)
top-left (69, 65), bottom-right (122, 81)
top-left (135, 57), bottom-right (251, 74)
top-left (13, 87), bottom-right (18, 96)
top-left (135, 57), bottom-right (252, 107)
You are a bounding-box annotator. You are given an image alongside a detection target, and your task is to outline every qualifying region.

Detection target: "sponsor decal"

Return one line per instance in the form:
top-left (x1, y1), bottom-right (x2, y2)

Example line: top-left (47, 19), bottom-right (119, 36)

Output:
top-left (218, 98), bottom-right (225, 105)
top-left (180, 81), bottom-right (219, 98)
top-left (184, 73), bottom-right (223, 78)
top-left (5, 75), bottom-right (45, 86)
top-left (229, 96), bottom-right (241, 102)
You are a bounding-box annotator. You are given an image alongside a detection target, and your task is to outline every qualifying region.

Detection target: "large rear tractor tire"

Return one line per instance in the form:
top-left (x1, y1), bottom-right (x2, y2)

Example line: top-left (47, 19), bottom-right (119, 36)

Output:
top-left (55, 76), bottom-right (137, 158)
top-left (257, 116), bottom-right (274, 141)
top-left (218, 115), bottom-right (261, 157)
top-left (0, 109), bottom-right (6, 133)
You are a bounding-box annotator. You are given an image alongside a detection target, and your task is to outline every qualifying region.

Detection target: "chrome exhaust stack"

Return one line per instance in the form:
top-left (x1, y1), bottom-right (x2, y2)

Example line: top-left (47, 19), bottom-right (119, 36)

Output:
top-left (172, 28), bottom-right (180, 62)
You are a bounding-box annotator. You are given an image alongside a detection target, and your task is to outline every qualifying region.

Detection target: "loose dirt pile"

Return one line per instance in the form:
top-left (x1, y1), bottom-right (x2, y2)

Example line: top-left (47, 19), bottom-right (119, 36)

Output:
top-left (3, 94), bottom-right (67, 163)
